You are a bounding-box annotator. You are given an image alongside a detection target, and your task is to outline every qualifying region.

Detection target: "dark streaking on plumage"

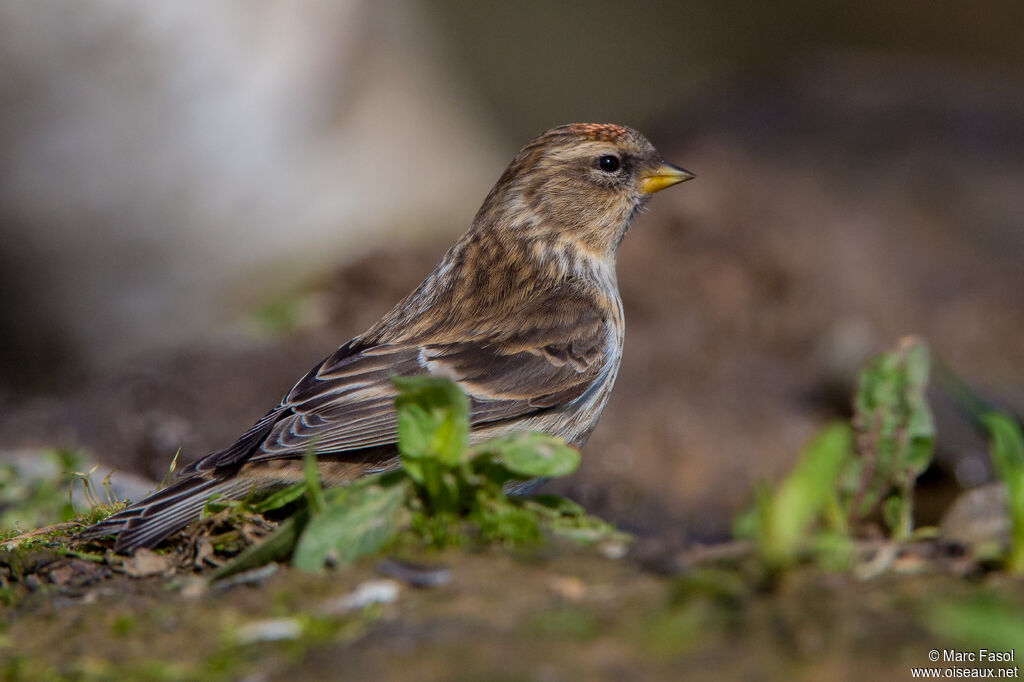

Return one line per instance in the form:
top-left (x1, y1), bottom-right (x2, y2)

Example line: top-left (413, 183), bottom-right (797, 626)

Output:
top-left (78, 123), bottom-right (694, 553)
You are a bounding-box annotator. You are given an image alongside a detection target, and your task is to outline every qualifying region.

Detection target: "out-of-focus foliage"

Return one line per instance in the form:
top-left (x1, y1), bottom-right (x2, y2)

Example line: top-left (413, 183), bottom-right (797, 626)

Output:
top-left (0, 450), bottom-right (83, 534)
top-left (734, 423), bottom-right (853, 569)
top-left (736, 335), bottom-right (1024, 576)
top-left (845, 336), bottom-right (935, 539)
top-left (735, 338), bottom-right (937, 568)
top-left (982, 412), bottom-right (1024, 572)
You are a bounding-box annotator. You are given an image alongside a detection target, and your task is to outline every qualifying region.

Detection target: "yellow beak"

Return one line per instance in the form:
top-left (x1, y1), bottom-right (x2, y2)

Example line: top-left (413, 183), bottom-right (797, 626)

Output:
top-left (639, 162), bottom-right (696, 194)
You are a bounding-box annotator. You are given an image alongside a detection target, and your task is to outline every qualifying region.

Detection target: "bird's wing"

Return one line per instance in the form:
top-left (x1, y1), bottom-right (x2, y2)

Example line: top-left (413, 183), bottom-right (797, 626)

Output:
top-left (190, 316), bottom-right (609, 473)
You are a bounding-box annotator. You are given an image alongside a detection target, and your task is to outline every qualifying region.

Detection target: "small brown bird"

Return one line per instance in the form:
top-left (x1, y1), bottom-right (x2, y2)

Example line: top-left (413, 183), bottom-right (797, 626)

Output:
top-left (80, 123), bottom-right (694, 552)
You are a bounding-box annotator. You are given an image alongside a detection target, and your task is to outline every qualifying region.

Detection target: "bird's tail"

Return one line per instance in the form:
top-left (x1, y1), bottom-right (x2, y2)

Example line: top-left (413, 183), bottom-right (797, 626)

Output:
top-left (76, 473), bottom-right (255, 554)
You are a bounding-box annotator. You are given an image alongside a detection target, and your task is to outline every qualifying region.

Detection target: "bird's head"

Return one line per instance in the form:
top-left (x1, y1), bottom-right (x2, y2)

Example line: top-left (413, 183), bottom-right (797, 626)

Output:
top-left (474, 123), bottom-right (694, 260)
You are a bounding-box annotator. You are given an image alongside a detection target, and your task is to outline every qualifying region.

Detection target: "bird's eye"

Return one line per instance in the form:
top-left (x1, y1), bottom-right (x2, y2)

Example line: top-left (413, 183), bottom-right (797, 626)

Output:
top-left (597, 155), bottom-right (621, 173)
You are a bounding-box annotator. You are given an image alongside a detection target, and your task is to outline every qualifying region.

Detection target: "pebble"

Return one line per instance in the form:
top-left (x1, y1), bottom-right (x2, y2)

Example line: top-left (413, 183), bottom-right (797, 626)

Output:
top-left (234, 618), bottom-right (303, 645)
top-left (318, 579), bottom-right (400, 615)
top-left (598, 541), bottom-right (628, 560)
top-left (122, 548), bottom-right (174, 578)
top-left (211, 563), bottom-right (279, 592)
top-left (376, 558), bottom-right (452, 588)
top-left (939, 482), bottom-right (1010, 548)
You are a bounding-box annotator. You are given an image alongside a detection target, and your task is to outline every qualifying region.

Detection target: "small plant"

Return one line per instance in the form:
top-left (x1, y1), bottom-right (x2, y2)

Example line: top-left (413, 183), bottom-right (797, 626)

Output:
top-left (735, 336), bottom-right (936, 569)
top-left (844, 335), bottom-right (935, 539)
top-left (733, 423), bottom-right (853, 569)
top-left (981, 412), bottom-right (1024, 573)
top-left (214, 376), bottom-right (621, 578)
top-left (935, 361), bottom-right (1024, 573)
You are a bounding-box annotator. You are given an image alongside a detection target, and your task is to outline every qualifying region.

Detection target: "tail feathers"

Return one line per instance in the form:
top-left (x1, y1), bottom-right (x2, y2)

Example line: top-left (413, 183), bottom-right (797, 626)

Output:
top-left (77, 474), bottom-right (254, 554)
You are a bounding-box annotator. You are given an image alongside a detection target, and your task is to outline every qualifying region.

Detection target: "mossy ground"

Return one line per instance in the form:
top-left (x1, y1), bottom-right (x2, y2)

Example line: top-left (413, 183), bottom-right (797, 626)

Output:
top-left (2, 532), bottom-right (1022, 681)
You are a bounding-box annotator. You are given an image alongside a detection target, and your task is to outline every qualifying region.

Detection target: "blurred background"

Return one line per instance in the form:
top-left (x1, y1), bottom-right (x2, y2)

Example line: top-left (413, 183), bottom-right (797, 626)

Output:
top-left (1, 0), bottom-right (1022, 546)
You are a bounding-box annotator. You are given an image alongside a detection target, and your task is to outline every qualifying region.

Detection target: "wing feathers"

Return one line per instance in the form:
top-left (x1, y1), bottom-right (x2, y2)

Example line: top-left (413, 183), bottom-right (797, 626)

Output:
top-left (78, 293), bottom-right (615, 552)
top-left (258, 332), bottom-right (606, 460)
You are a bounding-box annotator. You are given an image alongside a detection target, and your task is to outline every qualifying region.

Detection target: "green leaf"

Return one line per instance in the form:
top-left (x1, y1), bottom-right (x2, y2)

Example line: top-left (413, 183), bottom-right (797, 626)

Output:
top-left (303, 449), bottom-right (325, 513)
top-left (293, 476), bottom-right (410, 571)
top-left (528, 494), bottom-right (586, 517)
top-left (396, 406), bottom-right (432, 461)
top-left (927, 594), bottom-right (1024, 652)
top-left (882, 494), bottom-right (907, 538)
top-left (431, 410), bottom-right (466, 467)
top-left (211, 508), bottom-right (310, 582)
top-left (540, 508), bottom-right (631, 546)
top-left (471, 432), bottom-right (580, 478)
top-left (982, 411), bottom-right (1024, 572)
top-left (393, 376), bottom-right (470, 468)
top-left (760, 422), bottom-right (853, 567)
top-left (731, 481), bottom-right (769, 541)
top-left (252, 482), bottom-right (308, 514)
top-left (392, 375), bottom-right (469, 416)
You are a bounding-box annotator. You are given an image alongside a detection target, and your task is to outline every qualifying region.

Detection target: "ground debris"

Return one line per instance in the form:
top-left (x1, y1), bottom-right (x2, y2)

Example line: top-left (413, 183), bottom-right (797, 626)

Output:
top-left (211, 562), bottom-right (279, 591)
top-left (376, 557), bottom-right (452, 588)
top-left (48, 558), bottom-right (106, 587)
top-left (547, 575), bottom-right (586, 601)
top-left (318, 579), bottom-right (400, 615)
top-left (121, 548), bottom-right (175, 578)
top-left (234, 617), bottom-right (304, 645)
